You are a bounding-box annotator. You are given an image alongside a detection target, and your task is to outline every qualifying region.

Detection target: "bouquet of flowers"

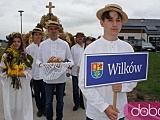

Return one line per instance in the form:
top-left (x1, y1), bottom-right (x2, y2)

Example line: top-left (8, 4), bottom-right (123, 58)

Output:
top-left (2, 44), bottom-right (33, 89)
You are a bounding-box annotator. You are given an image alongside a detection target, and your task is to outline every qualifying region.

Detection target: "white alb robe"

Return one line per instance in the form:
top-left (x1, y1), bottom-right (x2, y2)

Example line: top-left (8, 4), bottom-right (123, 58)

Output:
top-left (0, 54), bottom-right (33, 120)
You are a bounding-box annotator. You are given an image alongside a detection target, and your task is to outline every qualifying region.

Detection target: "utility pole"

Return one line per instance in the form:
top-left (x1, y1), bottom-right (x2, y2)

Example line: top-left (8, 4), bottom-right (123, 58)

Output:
top-left (18, 10), bottom-right (24, 34)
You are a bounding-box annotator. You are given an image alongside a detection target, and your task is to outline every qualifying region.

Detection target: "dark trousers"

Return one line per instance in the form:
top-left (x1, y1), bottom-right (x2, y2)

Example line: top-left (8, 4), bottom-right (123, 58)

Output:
top-left (44, 82), bottom-right (65, 120)
top-left (72, 76), bottom-right (84, 106)
top-left (33, 79), bottom-right (46, 112)
top-left (86, 117), bottom-right (125, 120)
top-left (86, 117), bottom-right (93, 120)
top-left (30, 81), bottom-right (34, 94)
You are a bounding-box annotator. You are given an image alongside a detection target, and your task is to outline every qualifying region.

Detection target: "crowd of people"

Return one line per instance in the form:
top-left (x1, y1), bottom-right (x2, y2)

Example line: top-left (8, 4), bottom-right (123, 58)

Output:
top-left (0, 3), bottom-right (137, 120)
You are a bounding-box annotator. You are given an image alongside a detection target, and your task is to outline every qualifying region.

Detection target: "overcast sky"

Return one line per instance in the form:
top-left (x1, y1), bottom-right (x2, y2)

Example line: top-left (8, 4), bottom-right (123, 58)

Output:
top-left (0, 0), bottom-right (160, 40)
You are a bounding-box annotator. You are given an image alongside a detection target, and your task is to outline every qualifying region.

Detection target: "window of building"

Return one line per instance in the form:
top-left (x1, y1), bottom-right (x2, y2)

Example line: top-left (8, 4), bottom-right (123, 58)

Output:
top-left (149, 37), bottom-right (160, 46)
top-left (128, 36), bottom-right (134, 40)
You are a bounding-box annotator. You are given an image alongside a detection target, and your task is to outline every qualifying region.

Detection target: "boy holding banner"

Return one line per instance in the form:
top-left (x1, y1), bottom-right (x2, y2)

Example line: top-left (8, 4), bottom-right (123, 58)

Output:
top-left (79, 4), bottom-right (137, 120)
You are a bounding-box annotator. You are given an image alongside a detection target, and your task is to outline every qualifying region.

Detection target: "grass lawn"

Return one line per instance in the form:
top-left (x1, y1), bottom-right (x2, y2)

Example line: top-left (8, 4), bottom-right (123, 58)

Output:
top-left (0, 42), bottom-right (6, 56)
top-left (135, 52), bottom-right (160, 101)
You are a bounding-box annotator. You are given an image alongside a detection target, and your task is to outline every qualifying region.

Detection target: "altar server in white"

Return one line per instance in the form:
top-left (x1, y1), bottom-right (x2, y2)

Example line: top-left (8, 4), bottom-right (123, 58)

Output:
top-left (79, 4), bottom-right (137, 120)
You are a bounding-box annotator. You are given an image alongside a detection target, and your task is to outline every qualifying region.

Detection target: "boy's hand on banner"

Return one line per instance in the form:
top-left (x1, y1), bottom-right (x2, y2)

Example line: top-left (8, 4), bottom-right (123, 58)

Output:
top-left (104, 105), bottom-right (119, 120)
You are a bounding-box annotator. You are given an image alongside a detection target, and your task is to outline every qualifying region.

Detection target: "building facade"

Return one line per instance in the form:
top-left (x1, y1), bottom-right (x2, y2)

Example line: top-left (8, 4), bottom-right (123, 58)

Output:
top-left (119, 19), bottom-right (160, 47)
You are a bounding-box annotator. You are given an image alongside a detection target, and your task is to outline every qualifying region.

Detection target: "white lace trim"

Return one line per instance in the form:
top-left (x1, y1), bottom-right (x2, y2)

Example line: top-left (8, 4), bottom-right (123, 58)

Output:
top-left (39, 62), bottom-right (70, 80)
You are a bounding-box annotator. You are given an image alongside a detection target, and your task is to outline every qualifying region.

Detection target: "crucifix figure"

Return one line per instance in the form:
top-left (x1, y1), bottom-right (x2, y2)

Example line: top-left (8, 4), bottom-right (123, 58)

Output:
top-left (46, 2), bottom-right (55, 13)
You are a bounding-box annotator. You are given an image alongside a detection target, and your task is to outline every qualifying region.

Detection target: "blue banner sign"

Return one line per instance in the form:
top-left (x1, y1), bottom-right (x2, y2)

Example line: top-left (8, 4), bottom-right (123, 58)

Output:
top-left (85, 52), bottom-right (148, 88)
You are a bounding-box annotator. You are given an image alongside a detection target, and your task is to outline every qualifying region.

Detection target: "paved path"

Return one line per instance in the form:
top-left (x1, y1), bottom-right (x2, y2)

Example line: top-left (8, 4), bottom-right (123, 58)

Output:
top-left (0, 80), bottom-right (86, 120)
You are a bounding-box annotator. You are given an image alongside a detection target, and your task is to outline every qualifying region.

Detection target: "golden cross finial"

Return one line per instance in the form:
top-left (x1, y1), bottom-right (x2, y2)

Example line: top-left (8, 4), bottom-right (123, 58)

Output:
top-left (46, 2), bottom-right (55, 13)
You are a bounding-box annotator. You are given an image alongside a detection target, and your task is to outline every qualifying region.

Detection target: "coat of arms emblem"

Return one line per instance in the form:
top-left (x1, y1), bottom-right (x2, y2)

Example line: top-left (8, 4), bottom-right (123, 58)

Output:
top-left (91, 62), bottom-right (103, 79)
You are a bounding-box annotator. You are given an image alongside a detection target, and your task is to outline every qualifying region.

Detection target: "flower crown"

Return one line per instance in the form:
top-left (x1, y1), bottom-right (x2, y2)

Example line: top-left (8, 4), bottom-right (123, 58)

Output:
top-left (6, 32), bottom-right (22, 41)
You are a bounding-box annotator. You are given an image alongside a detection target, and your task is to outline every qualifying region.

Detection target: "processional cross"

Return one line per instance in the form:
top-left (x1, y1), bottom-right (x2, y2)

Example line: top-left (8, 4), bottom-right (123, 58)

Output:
top-left (46, 2), bottom-right (55, 13)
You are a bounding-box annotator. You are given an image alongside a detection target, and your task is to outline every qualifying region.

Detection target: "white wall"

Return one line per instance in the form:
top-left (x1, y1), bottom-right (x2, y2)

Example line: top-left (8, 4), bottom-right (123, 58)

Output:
top-left (118, 33), bottom-right (147, 41)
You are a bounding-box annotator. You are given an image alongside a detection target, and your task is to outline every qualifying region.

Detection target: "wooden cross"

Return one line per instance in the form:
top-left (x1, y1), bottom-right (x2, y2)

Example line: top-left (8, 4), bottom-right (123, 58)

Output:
top-left (46, 2), bottom-right (55, 13)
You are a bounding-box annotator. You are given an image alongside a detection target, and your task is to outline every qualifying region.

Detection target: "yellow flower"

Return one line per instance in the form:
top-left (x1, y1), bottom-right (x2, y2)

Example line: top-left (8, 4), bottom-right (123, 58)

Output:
top-left (7, 63), bottom-right (24, 76)
top-left (3, 44), bottom-right (33, 89)
top-left (6, 44), bottom-right (18, 57)
top-left (18, 63), bottom-right (24, 75)
top-left (12, 50), bottom-right (18, 57)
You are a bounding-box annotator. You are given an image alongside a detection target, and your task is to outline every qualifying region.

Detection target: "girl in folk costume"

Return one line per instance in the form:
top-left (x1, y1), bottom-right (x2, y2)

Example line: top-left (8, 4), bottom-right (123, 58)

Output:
top-left (0, 32), bottom-right (33, 120)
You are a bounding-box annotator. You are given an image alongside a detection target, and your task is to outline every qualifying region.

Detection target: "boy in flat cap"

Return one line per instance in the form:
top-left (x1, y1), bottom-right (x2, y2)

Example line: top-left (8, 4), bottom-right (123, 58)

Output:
top-left (71, 32), bottom-right (85, 111)
top-left (26, 24), bottom-right (46, 117)
top-left (79, 4), bottom-right (137, 120)
top-left (36, 20), bottom-right (74, 120)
